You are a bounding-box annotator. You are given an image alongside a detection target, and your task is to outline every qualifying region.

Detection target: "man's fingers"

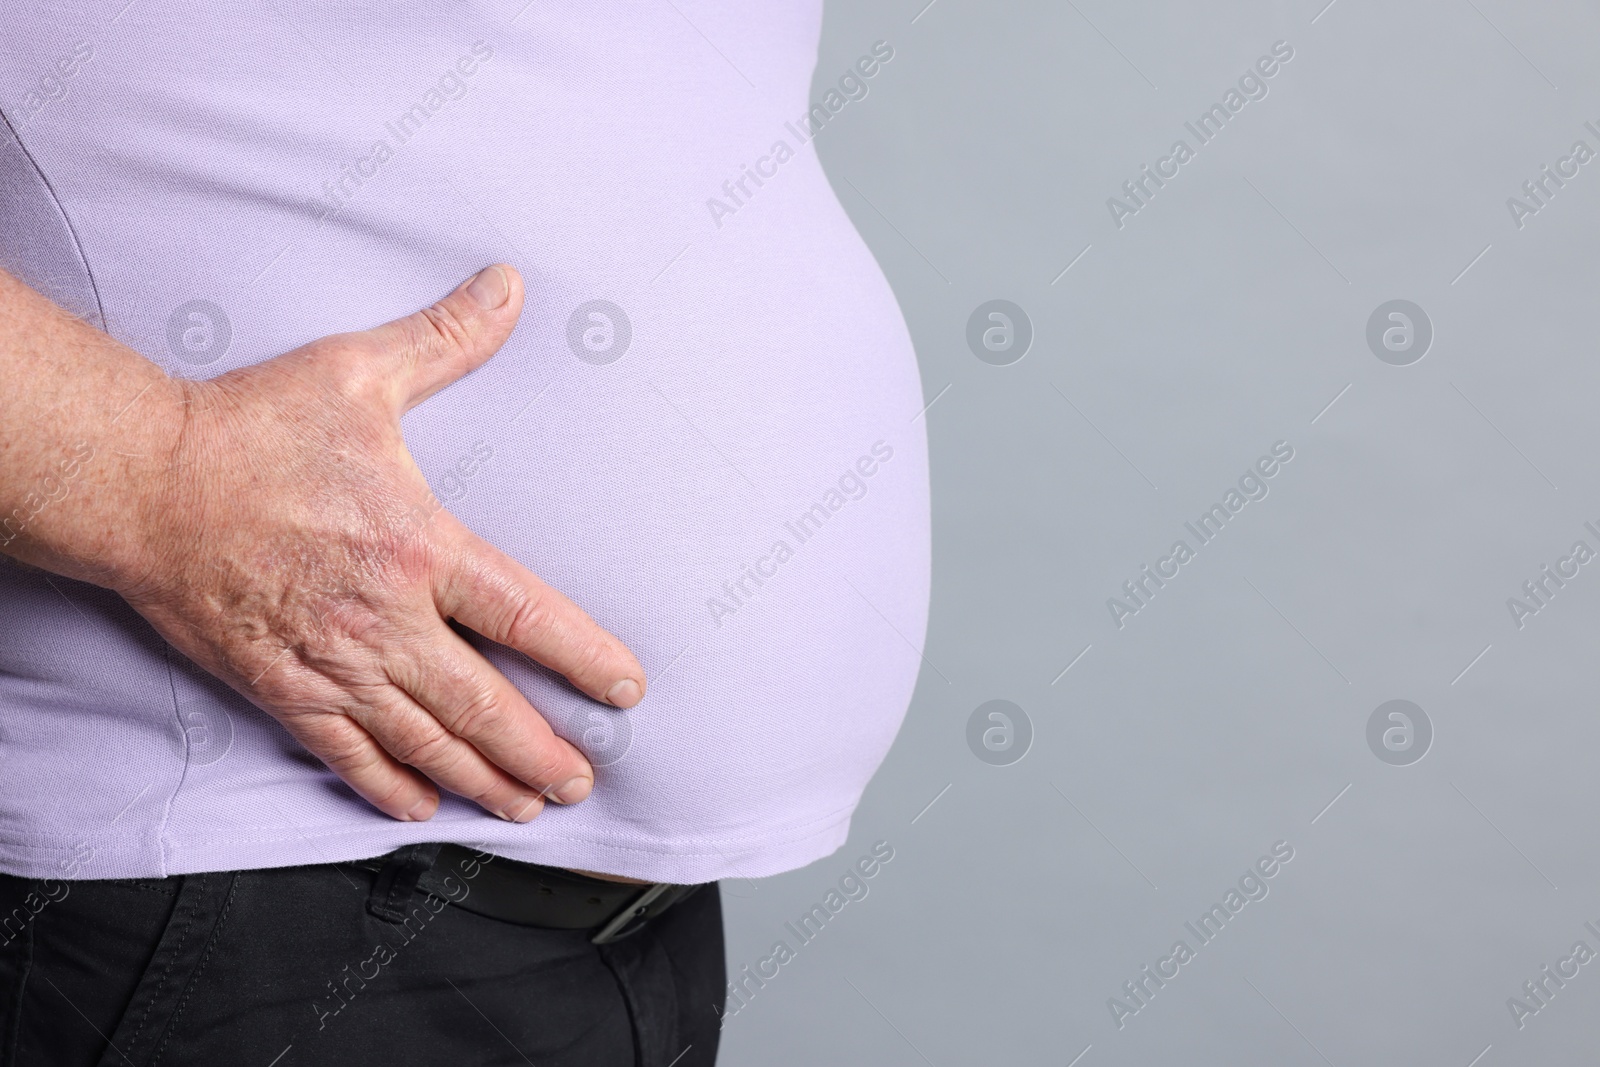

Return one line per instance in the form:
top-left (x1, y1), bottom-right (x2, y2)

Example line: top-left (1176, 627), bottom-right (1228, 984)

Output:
top-left (434, 519), bottom-right (647, 709)
top-left (351, 264), bottom-right (526, 412)
top-left (344, 682), bottom-right (560, 821)
top-left (382, 622), bottom-right (596, 806)
top-left (291, 712), bottom-right (441, 822)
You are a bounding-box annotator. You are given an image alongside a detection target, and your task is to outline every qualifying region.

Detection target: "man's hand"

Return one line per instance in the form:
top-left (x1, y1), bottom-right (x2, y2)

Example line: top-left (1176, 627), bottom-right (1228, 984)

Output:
top-left (4, 265), bottom-right (644, 824)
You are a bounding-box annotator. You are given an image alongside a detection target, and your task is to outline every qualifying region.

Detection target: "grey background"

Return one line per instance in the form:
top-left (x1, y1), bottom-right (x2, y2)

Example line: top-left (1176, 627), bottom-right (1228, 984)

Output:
top-left (719, 1), bottom-right (1600, 1064)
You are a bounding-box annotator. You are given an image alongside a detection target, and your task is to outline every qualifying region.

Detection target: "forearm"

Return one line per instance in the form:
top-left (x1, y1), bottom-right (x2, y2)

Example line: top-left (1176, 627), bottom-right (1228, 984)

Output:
top-left (0, 269), bottom-right (186, 590)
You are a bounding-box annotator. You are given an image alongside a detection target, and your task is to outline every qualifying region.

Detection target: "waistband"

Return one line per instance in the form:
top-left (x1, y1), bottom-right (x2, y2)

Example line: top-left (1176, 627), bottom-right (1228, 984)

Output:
top-left (352, 843), bottom-right (705, 945)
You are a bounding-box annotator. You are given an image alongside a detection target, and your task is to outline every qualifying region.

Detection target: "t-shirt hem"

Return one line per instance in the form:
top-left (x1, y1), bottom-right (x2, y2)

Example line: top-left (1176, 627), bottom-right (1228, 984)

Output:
top-left (0, 807), bottom-right (856, 885)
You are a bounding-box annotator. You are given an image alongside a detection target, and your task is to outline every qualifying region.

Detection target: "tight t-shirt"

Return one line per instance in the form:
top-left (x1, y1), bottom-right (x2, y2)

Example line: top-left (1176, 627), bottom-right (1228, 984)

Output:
top-left (0, 1), bottom-right (929, 883)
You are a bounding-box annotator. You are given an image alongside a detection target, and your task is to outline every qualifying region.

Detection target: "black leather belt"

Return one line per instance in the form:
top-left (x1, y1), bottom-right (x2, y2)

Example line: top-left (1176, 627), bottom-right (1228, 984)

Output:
top-left (351, 843), bottom-right (702, 945)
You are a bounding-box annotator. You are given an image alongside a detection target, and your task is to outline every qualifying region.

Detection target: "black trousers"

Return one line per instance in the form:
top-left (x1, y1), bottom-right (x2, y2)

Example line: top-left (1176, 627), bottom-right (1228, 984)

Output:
top-left (0, 851), bottom-right (725, 1067)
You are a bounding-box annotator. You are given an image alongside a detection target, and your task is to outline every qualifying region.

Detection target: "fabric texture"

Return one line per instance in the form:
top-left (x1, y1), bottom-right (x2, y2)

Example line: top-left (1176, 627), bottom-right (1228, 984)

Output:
top-left (0, 852), bottom-right (726, 1065)
top-left (0, 2), bottom-right (930, 882)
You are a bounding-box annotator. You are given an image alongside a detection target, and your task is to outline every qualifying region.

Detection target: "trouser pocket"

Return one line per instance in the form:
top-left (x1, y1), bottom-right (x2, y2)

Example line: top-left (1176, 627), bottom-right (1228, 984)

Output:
top-left (94, 872), bottom-right (237, 1067)
top-left (0, 872), bottom-right (219, 1067)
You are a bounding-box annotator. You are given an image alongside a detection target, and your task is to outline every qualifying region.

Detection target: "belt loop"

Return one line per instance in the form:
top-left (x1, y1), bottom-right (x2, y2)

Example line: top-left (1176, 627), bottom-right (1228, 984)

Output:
top-left (367, 843), bottom-right (443, 923)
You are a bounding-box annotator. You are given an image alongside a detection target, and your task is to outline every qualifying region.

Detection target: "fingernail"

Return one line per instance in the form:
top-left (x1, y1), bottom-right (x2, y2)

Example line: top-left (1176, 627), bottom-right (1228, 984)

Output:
top-left (549, 776), bottom-right (593, 805)
top-left (605, 679), bottom-right (642, 708)
top-left (499, 795), bottom-right (542, 823)
top-left (463, 265), bottom-right (509, 310)
top-left (406, 796), bottom-right (438, 821)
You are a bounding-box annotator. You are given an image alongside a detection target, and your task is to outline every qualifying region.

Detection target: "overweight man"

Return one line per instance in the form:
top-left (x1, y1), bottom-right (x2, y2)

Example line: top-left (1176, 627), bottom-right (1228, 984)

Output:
top-left (0, 3), bottom-right (929, 1065)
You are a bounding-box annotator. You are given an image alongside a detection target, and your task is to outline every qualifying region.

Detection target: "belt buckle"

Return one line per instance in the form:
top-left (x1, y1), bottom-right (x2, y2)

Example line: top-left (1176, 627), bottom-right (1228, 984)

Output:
top-left (590, 883), bottom-right (677, 945)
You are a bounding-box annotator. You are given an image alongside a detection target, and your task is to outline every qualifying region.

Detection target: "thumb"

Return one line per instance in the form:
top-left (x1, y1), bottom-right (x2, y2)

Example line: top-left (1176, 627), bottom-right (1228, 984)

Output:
top-left (358, 264), bottom-right (525, 412)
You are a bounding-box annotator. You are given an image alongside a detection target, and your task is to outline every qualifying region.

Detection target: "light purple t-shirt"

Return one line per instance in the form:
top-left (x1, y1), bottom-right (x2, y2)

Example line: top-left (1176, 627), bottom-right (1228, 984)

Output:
top-left (0, 2), bottom-right (929, 883)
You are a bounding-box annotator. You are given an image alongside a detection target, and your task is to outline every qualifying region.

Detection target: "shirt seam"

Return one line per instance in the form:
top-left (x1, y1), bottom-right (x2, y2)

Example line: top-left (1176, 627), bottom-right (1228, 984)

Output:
top-left (0, 103), bottom-right (108, 328)
top-left (0, 103), bottom-right (182, 876)
top-left (156, 644), bottom-right (187, 879)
